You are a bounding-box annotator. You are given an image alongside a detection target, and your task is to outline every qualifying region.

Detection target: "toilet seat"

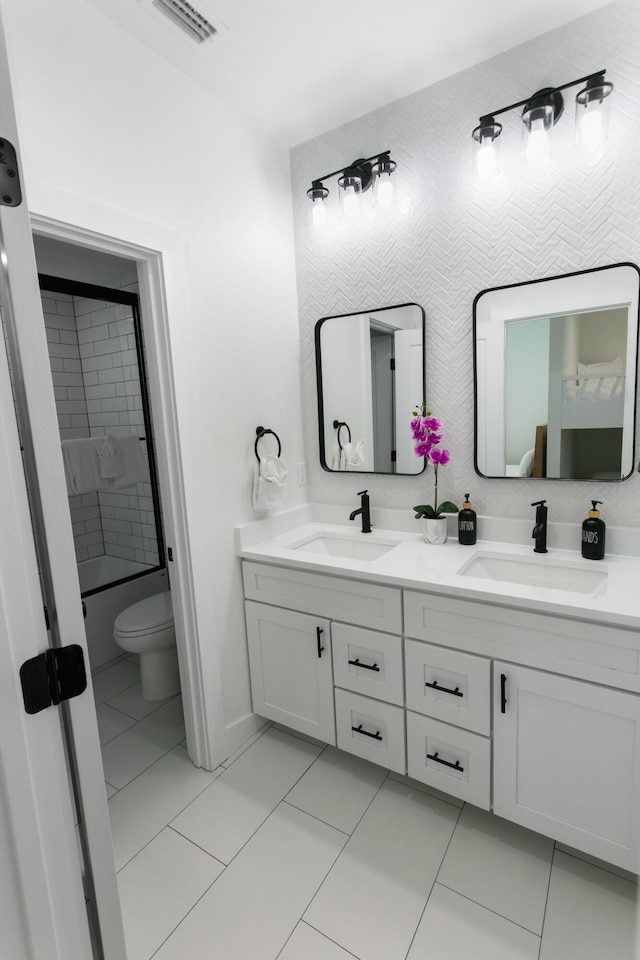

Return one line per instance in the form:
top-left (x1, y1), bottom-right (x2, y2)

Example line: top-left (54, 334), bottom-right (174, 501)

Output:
top-left (113, 591), bottom-right (179, 700)
top-left (114, 591), bottom-right (173, 637)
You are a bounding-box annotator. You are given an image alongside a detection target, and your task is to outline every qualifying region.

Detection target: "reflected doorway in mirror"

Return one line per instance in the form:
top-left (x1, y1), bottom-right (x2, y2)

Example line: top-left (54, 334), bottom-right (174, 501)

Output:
top-left (473, 263), bottom-right (640, 481)
top-left (315, 303), bottom-right (426, 475)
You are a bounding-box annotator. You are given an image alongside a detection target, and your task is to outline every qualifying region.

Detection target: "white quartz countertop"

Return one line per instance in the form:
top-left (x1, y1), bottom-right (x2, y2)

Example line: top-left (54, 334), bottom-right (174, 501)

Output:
top-left (237, 519), bottom-right (640, 630)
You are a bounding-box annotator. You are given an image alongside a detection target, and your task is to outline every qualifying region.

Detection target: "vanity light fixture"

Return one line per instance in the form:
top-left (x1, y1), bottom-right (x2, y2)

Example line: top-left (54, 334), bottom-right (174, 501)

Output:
top-left (306, 151), bottom-right (397, 226)
top-left (472, 69), bottom-right (613, 179)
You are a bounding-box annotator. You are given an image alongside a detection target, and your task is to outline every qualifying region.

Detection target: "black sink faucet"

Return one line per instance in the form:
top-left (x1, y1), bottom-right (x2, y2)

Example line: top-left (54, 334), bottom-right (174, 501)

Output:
top-left (531, 500), bottom-right (548, 554)
top-left (349, 489), bottom-right (372, 533)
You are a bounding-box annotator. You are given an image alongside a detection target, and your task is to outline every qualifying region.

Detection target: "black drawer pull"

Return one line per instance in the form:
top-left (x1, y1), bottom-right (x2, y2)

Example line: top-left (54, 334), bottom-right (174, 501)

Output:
top-left (426, 751), bottom-right (464, 772)
top-left (316, 627), bottom-right (325, 659)
top-left (424, 679), bottom-right (463, 698)
top-left (352, 723), bottom-right (383, 741)
top-left (500, 673), bottom-right (507, 714)
top-left (348, 657), bottom-right (380, 672)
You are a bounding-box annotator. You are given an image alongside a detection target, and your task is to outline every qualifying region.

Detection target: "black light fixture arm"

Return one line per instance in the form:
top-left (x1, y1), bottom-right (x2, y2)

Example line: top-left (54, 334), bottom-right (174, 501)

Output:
top-left (478, 69), bottom-right (607, 123)
top-left (312, 150), bottom-right (392, 188)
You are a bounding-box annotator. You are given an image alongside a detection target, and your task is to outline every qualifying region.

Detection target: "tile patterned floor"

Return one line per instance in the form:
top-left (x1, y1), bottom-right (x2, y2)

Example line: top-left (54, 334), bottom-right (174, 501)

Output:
top-left (94, 660), bottom-right (639, 960)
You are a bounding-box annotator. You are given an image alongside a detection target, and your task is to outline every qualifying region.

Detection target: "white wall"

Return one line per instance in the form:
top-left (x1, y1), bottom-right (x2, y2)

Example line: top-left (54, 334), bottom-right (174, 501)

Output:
top-left (505, 318), bottom-right (550, 464)
top-left (1, 0), bottom-right (305, 757)
top-left (291, 0), bottom-right (640, 528)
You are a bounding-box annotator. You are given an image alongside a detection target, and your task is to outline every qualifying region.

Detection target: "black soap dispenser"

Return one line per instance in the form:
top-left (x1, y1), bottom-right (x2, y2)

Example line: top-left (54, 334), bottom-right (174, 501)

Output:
top-left (458, 494), bottom-right (477, 545)
top-left (582, 500), bottom-right (605, 560)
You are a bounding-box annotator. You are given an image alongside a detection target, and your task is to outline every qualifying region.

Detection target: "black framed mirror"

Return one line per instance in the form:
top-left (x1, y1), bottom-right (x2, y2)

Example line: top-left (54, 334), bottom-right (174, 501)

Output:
top-left (315, 303), bottom-right (426, 474)
top-left (473, 263), bottom-right (640, 480)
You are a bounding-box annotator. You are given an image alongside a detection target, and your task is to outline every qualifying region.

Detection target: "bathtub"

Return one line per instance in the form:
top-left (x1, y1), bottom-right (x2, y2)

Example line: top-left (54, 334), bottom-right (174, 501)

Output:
top-left (79, 555), bottom-right (169, 670)
top-left (78, 554), bottom-right (156, 596)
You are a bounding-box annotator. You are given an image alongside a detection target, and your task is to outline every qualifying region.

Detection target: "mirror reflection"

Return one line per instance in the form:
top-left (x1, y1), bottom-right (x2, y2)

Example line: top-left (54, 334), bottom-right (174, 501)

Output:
top-left (474, 264), bottom-right (639, 480)
top-left (315, 304), bottom-right (425, 474)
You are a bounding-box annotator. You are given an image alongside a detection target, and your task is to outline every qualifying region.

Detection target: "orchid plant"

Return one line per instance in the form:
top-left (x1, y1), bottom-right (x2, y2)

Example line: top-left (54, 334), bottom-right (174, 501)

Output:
top-left (411, 404), bottom-right (458, 519)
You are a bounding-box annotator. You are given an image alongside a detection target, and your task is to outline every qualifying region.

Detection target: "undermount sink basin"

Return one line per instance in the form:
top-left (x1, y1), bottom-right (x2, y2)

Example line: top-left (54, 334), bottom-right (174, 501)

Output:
top-left (289, 532), bottom-right (399, 561)
top-left (457, 551), bottom-right (608, 596)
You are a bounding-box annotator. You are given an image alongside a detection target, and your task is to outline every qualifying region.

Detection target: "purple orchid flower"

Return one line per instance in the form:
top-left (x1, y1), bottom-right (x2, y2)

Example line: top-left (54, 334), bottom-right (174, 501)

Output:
top-left (422, 417), bottom-right (442, 432)
top-left (411, 409), bottom-right (457, 520)
top-left (429, 448), bottom-right (451, 466)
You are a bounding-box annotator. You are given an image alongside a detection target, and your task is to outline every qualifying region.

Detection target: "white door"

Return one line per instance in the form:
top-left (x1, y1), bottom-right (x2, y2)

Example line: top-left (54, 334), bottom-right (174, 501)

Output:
top-left (0, 8), bottom-right (125, 959)
top-left (493, 662), bottom-right (640, 872)
top-left (393, 327), bottom-right (423, 473)
top-left (245, 601), bottom-right (335, 744)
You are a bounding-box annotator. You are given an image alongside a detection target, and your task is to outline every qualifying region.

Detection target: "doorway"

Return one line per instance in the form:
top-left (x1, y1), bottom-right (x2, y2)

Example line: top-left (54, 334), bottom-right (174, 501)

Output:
top-left (29, 220), bottom-right (213, 772)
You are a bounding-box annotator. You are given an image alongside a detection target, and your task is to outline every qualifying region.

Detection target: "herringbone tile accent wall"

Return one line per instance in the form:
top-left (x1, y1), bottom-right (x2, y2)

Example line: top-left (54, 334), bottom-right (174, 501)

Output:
top-left (291, 0), bottom-right (640, 528)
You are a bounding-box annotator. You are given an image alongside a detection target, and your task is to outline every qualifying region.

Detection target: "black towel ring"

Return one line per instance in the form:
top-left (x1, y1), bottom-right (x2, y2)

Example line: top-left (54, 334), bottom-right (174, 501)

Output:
top-left (255, 426), bottom-right (282, 462)
top-left (333, 419), bottom-right (352, 450)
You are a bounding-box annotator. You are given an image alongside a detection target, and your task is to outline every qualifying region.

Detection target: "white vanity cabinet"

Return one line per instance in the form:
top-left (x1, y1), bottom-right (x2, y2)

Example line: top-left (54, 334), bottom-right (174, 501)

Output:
top-left (241, 557), bottom-right (640, 871)
top-left (242, 561), bottom-right (403, 752)
top-left (493, 662), bottom-right (640, 871)
top-left (244, 601), bottom-right (336, 743)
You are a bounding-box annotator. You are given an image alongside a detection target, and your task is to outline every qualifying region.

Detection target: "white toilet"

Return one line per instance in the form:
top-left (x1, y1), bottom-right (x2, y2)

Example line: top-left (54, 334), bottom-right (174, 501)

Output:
top-left (113, 591), bottom-right (180, 701)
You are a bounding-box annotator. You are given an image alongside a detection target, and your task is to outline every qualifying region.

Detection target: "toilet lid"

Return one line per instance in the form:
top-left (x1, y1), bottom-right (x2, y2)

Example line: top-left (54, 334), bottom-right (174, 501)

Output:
top-left (114, 591), bottom-right (173, 635)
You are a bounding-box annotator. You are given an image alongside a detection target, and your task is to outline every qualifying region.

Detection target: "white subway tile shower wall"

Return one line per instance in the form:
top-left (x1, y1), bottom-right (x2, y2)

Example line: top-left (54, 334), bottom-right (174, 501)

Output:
top-left (291, 0), bottom-right (640, 527)
top-left (42, 289), bottom-right (160, 567)
top-left (43, 292), bottom-right (104, 562)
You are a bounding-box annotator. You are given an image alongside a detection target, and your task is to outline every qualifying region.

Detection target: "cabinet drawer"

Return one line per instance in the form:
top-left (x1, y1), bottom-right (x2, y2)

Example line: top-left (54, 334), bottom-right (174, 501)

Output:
top-left (243, 561), bottom-right (402, 633)
top-left (405, 639), bottom-right (490, 735)
top-left (404, 590), bottom-right (640, 693)
top-left (333, 624), bottom-right (403, 705)
top-left (335, 688), bottom-right (406, 774)
top-left (406, 711), bottom-right (490, 809)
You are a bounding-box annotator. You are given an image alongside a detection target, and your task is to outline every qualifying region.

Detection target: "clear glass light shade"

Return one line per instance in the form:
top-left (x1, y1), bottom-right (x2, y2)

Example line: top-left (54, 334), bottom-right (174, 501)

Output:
top-left (522, 103), bottom-right (554, 168)
top-left (307, 182), bottom-right (329, 230)
top-left (575, 80), bottom-right (613, 155)
top-left (311, 196), bottom-right (328, 229)
top-left (338, 174), bottom-right (364, 220)
top-left (372, 156), bottom-right (397, 210)
top-left (472, 121), bottom-right (502, 180)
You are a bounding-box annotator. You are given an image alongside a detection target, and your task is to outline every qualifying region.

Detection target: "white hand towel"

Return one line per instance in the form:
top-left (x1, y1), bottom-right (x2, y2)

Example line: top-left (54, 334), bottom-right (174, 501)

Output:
top-left (110, 435), bottom-right (147, 489)
top-left (252, 455), bottom-right (289, 512)
top-left (62, 438), bottom-right (106, 495)
top-left (94, 434), bottom-right (124, 479)
top-left (345, 439), bottom-right (365, 467)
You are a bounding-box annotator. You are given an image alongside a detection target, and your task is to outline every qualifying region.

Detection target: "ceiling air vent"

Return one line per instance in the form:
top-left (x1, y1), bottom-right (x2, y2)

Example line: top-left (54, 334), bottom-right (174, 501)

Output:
top-left (152, 0), bottom-right (218, 44)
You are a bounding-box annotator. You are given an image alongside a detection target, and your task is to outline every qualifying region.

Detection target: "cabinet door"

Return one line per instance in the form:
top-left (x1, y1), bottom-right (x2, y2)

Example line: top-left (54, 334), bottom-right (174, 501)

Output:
top-left (245, 601), bottom-right (335, 744)
top-left (494, 662), bottom-right (640, 871)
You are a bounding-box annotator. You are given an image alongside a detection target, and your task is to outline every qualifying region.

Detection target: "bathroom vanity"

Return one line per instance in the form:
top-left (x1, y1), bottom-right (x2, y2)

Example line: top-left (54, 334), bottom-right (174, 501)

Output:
top-left (237, 516), bottom-right (640, 872)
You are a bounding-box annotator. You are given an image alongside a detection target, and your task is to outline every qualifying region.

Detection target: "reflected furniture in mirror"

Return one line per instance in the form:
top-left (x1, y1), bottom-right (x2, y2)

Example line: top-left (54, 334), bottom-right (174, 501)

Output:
top-left (315, 303), bottom-right (425, 475)
top-left (474, 263), bottom-right (640, 480)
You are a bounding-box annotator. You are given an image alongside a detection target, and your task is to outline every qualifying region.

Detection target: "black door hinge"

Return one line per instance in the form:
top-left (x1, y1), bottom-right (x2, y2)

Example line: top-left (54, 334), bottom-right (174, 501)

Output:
top-left (167, 547), bottom-right (174, 562)
top-left (0, 138), bottom-right (22, 207)
top-left (391, 450), bottom-right (397, 462)
top-left (390, 358), bottom-right (396, 371)
top-left (20, 645), bottom-right (87, 715)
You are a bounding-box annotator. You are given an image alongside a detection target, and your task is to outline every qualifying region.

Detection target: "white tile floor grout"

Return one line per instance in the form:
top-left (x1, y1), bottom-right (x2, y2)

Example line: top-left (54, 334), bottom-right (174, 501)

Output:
top-left (93, 659), bottom-right (639, 960)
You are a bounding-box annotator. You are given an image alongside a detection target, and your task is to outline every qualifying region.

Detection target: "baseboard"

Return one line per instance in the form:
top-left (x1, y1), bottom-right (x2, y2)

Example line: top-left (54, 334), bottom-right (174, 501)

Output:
top-left (224, 712), bottom-right (269, 760)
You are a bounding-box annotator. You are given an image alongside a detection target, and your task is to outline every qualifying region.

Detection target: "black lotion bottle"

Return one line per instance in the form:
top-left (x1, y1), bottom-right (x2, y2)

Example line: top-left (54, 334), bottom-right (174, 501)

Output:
top-left (581, 500), bottom-right (605, 560)
top-left (458, 494), bottom-right (477, 545)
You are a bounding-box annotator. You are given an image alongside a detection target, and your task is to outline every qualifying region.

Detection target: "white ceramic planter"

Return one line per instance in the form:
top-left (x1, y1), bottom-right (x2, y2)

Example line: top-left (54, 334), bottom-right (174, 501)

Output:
top-left (422, 517), bottom-right (448, 545)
